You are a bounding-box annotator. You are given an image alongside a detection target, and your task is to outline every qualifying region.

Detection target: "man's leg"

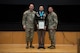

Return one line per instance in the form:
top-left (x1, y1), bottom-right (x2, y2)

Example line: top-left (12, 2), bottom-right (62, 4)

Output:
top-left (41, 30), bottom-right (45, 49)
top-left (48, 30), bottom-right (56, 49)
top-left (37, 30), bottom-right (42, 49)
top-left (25, 28), bottom-right (30, 49)
top-left (30, 28), bottom-right (34, 48)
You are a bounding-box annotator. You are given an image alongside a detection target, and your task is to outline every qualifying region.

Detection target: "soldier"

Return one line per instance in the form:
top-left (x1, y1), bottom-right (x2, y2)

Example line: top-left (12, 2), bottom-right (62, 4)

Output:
top-left (22, 3), bottom-right (36, 49)
top-left (35, 6), bottom-right (47, 49)
top-left (47, 7), bottom-right (58, 49)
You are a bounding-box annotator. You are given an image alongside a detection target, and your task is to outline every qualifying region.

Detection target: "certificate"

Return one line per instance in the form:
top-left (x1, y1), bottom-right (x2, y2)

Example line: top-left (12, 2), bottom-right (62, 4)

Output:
top-left (38, 21), bottom-right (45, 29)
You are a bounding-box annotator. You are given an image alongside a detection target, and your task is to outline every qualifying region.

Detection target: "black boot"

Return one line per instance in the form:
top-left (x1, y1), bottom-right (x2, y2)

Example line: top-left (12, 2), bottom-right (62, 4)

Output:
top-left (30, 41), bottom-right (34, 48)
top-left (48, 45), bottom-right (55, 49)
top-left (48, 41), bottom-right (55, 49)
top-left (26, 41), bottom-right (29, 49)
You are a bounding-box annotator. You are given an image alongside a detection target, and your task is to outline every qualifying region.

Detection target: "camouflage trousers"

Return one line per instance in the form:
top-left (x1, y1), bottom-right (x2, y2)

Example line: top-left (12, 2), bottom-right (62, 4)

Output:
top-left (25, 28), bottom-right (34, 42)
top-left (48, 29), bottom-right (56, 45)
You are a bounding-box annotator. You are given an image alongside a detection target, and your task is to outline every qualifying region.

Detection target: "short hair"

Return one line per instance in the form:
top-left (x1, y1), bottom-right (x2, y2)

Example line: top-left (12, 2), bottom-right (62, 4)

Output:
top-left (29, 3), bottom-right (34, 6)
top-left (48, 6), bottom-right (53, 9)
top-left (39, 5), bottom-right (44, 6)
top-left (39, 5), bottom-right (44, 9)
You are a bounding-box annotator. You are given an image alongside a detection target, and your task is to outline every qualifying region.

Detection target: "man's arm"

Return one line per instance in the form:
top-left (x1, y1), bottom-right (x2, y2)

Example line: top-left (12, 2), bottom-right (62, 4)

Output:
top-left (52, 12), bottom-right (58, 29)
top-left (22, 12), bottom-right (27, 29)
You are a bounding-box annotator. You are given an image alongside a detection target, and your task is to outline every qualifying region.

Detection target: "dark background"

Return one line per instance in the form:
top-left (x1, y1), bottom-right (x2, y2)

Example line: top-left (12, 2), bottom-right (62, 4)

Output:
top-left (0, 0), bottom-right (80, 31)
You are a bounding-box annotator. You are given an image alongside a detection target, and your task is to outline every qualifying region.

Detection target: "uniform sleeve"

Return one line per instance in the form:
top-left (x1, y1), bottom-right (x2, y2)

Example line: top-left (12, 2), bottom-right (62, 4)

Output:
top-left (22, 12), bottom-right (27, 26)
top-left (52, 13), bottom-right (58, 27)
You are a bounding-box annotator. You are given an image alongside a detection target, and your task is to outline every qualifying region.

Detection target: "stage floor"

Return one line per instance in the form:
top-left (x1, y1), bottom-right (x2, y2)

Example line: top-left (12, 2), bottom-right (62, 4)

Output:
top-left (0, 44), bottom-right (77, 53)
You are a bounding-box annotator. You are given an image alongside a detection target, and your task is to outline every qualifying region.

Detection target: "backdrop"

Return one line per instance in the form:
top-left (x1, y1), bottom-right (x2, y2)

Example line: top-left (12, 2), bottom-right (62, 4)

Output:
top-left (0, 0), bottom-right (80, 31)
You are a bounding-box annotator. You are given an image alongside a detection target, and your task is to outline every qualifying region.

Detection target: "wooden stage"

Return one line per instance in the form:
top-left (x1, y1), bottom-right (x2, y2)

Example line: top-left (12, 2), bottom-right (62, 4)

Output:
top-left (0, 44), bottom-right (77, 53)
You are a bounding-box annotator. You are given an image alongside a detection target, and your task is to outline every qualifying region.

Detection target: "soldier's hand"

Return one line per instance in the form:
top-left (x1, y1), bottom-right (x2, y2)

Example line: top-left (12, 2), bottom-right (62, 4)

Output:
top-left (36, 12), bottom-right (40, 17)
top-left (23, 25), bottom-right (26, 29)
top-left (50, 26), bottom-right (54, 30)
top-left (52, 26), bottom-right (56, 30)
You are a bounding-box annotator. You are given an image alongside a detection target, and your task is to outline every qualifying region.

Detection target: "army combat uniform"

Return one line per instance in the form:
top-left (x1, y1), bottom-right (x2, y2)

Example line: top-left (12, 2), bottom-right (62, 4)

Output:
top-left (47, 12), bottom-right (58, 49)
top-left (22, 10), bottom-right (36, 48)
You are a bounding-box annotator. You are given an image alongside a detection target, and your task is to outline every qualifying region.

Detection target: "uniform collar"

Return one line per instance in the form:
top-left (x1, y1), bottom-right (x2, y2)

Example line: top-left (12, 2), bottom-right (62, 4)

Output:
top-left (49, 12), bottom-right (53, 14)
top-left (28, 10), bottom-right (34, 12)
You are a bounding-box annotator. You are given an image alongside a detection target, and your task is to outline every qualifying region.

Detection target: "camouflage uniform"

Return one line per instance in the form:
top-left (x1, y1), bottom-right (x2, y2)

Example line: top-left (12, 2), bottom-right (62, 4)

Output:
top-left (47, 12), bottom-right (58, 47)
top-left (22, 10), bottom-right (36, 42)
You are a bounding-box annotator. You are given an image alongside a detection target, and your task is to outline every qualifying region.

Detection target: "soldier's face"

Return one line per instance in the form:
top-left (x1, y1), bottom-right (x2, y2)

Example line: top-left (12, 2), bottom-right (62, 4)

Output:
top-left (48, 7), bottom-right (53, 13)
top-left (29, 4), bottom-right (34, 11)
top-left (39, 6), bottom-right (44, 11)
